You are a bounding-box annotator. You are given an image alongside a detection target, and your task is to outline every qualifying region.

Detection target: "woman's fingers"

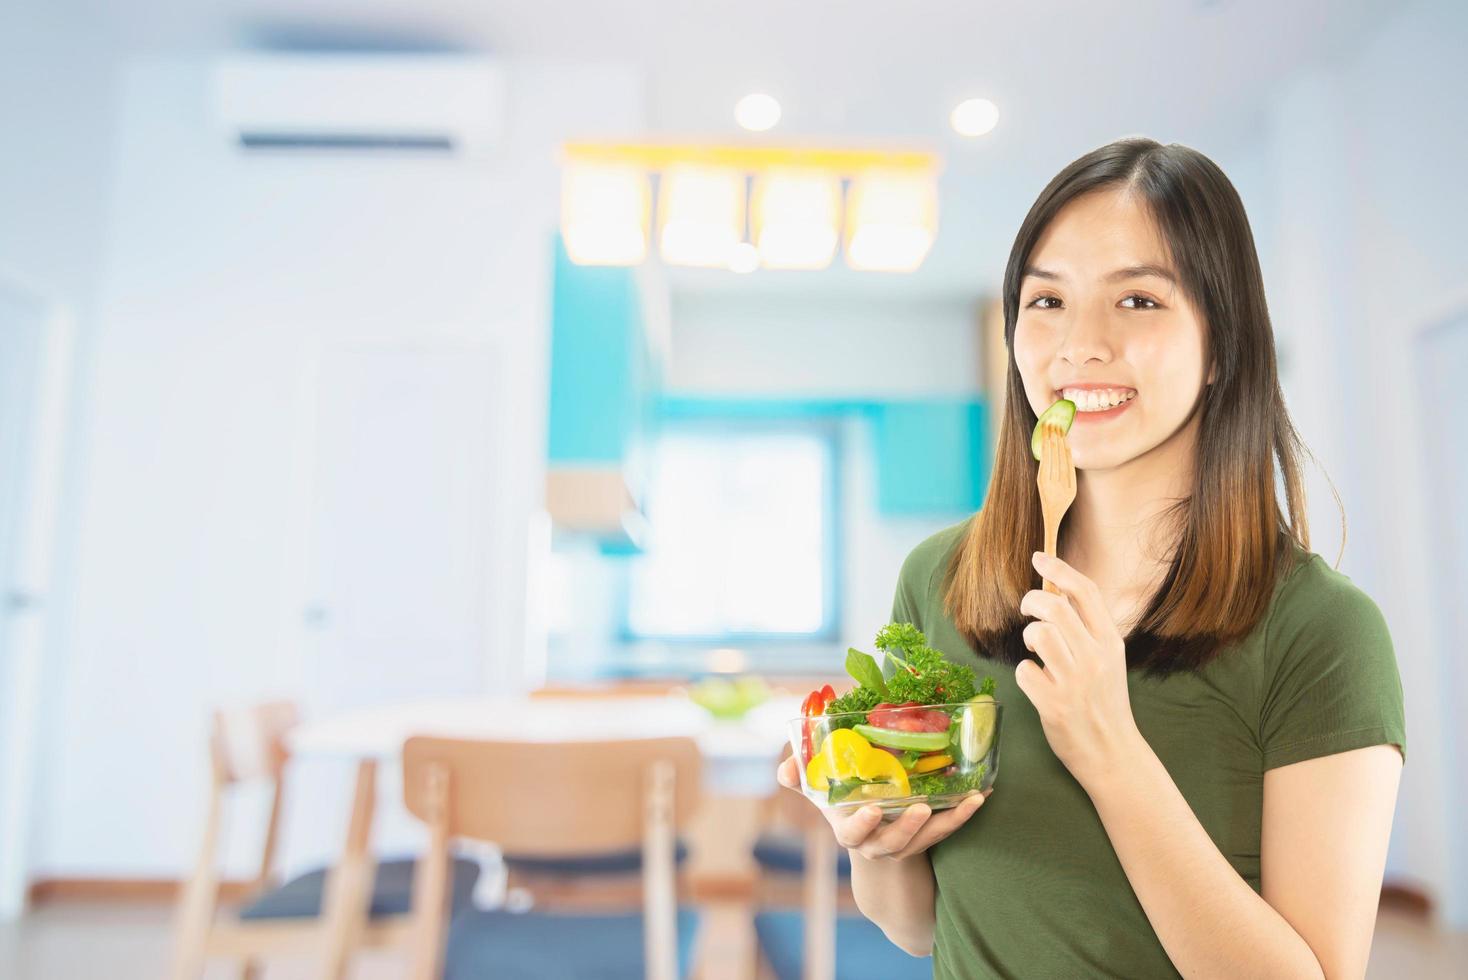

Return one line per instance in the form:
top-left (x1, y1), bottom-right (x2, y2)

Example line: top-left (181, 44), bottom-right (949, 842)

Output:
top-left (1032, 552), bottom-right (1113, 641)
top-left (779, 757), bottom-right (993, 860)
top-left (776, 755), bottom-right (799, 790)
top-left (1020, 588), bottom-right (1090, 664)
top-left (1021, 619), bottom-right (1072, 674)
top-left (830, 805), bottom-right (885, 847)
top-left (891, 792), bottom-right (987, 859)
top-left (854, 803), bottom-right (931, 859)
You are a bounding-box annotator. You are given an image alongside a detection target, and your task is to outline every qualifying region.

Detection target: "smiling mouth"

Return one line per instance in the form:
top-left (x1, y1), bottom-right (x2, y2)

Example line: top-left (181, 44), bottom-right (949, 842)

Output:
top-left (1056, 387), bottom-right (1137, 413)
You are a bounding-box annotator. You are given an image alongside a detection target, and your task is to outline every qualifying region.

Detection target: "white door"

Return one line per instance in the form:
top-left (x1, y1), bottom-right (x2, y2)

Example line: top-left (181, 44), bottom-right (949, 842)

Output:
top-left (0, 284), bottom-right (69, 919)
top-left (299, 343), bottom-right (499, 715)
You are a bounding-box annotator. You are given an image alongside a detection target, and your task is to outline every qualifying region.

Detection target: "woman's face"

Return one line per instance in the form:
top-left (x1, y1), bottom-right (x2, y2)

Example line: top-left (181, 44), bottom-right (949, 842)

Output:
top-left (1012, 187), bottom-right (1213, 473)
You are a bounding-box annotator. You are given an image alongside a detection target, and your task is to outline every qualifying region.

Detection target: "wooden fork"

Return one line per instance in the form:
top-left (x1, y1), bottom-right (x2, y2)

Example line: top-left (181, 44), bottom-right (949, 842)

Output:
top-left (1037, 424), bottom-right (1077, 595)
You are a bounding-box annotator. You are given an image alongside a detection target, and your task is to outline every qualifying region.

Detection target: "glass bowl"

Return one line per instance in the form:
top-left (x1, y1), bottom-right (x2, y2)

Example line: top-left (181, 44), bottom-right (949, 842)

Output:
top-left (788, 699), bottom-right (1002, 819)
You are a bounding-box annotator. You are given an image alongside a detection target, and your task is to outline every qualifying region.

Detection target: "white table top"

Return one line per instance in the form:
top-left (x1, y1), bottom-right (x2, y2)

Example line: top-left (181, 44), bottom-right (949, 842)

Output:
top-left (289, 694), bottom-right (801, 767)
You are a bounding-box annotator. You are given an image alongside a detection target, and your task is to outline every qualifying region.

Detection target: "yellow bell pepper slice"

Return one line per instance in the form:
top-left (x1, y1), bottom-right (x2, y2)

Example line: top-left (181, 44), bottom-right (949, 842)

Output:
top-left (860, 749), bottom-right (911, 795)
top-left (805, 752), bottom-right (831, 791)
top-left (912, 753), bottom-right (954, 775)
top-left (813, 729), bottom-right (911, 797)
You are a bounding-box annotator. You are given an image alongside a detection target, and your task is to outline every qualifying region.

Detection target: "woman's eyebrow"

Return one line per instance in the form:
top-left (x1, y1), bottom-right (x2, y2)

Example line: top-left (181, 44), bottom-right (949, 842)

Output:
top-left (1021, 264), bottom-right (1177, 284)
top-left (1104, 264), bottom-right (1176, 284)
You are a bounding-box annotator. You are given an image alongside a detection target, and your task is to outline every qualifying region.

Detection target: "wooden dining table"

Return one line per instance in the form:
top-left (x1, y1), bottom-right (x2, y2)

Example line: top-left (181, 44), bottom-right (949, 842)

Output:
top-left (286, 693), bottom-right (800, 976)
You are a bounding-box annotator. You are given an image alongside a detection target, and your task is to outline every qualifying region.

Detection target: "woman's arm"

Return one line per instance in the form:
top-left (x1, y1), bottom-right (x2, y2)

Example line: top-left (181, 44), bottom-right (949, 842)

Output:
top-left (1018, 551), bottom-right (1402, 979)
top-left (1260, 744), bottom-right (1403, 977)
top-left (776, 756), bottom-right (987, 957)
top-left (1084, 734), bottom-right (1400, 979)
top-left (848, 844), bottom-right (939, 956)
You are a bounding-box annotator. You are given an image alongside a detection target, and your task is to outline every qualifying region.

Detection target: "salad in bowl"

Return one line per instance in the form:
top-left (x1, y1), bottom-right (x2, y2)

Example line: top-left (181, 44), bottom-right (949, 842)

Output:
top-left (790, 623), bottom-right (1001, 818)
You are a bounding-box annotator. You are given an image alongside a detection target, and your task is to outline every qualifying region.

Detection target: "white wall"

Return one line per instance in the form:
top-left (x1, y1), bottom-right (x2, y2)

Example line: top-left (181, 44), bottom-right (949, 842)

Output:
top-left (0, 10), bottom-right (124, 901)
top-left (1254, 0), bottom-right (1468, 925)
top-left (24, 54), bottom-right (645, 879)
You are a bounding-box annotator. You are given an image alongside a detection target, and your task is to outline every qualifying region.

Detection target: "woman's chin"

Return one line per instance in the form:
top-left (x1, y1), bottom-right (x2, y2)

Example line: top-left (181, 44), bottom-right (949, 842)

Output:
top-left (1066, 444), bottom-right (1126, 474)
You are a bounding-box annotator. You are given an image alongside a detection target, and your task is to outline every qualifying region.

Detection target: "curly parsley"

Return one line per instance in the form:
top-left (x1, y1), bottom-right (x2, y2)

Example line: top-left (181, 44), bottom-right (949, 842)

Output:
top-left (877, 623), bottom-right (977, 704)
top-left (909, 763), bottom-right (988, 798)
top-left (824, 622), bottom-right (990, 728)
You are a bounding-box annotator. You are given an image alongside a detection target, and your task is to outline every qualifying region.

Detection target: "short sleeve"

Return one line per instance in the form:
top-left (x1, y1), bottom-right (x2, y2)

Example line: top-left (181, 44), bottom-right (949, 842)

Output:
top-left (1259, 561), bottom-right (1407, 770)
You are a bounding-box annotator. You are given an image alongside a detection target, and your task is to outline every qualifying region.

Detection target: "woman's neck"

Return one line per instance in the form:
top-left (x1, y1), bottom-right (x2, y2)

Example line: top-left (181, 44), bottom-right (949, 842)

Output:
top-left (1061, 418), bottom-right (1198, 629)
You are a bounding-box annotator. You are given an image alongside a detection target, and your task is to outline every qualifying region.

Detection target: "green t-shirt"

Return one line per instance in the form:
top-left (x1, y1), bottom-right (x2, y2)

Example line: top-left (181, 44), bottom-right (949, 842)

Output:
top-left (891, 519), bottom-right (1407, 980)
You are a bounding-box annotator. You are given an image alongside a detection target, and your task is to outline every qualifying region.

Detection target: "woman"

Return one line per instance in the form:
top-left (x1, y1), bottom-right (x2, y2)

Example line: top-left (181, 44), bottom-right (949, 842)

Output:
top-left (777, 138), bottom-right (1406, 979)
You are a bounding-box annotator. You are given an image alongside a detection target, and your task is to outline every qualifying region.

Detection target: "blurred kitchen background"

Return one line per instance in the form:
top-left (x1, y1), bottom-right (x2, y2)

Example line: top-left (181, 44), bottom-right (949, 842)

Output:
top-left (1, 0), bottom-right (1465, 977)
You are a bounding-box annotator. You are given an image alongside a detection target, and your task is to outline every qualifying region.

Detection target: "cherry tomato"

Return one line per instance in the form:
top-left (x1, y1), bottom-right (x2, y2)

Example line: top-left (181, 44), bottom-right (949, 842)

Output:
top-left (800, 687), bottom-right (832, 763)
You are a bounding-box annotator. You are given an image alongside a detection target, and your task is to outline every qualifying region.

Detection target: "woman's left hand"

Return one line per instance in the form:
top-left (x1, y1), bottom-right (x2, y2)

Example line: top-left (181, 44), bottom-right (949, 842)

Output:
top-left (1016, 551), bottom-right (1143, 786)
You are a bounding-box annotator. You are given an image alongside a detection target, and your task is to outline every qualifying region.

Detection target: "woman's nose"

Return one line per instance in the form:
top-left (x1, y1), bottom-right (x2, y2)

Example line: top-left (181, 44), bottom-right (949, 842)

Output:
top-left (1058, 314), bottom-right (1114, 366)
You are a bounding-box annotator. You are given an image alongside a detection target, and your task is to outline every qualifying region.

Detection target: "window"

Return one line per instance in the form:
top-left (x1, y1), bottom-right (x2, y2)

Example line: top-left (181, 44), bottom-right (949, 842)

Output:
top-left (625, 421), bottom-right (839, 640)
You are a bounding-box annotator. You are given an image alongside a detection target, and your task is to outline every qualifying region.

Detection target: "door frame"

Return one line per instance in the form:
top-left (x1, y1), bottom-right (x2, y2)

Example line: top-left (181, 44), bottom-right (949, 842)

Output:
top-left (0, 269), bottom-right (75, 920)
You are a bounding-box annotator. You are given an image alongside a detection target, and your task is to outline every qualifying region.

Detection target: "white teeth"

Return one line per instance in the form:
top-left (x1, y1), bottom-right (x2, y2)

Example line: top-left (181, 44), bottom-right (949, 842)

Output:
top-left (1062, 388), bottom-right (1135, 412)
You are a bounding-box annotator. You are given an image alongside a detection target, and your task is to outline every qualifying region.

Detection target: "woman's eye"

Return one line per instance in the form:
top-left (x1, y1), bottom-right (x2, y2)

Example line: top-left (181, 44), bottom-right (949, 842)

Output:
top-left (1026, 294), bottom-right (1159, 310)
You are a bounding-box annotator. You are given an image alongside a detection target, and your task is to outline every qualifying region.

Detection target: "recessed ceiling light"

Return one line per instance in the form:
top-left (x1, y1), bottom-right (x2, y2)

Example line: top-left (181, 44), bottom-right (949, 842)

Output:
top-left (951, 98), bottom-right (1000, 137)
top-left (735, 93), bottom-right (781, 132)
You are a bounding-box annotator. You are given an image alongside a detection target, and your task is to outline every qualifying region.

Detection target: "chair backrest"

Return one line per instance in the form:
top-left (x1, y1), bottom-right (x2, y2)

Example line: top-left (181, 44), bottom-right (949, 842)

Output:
top-left (401, 736), bottom-right (701, 980)
top-left (211, 701), bottom-right (299, 785)
top-left (171, 701), bottom-right (300, 980)
top-left (401, 735), bottom-right (703, 854)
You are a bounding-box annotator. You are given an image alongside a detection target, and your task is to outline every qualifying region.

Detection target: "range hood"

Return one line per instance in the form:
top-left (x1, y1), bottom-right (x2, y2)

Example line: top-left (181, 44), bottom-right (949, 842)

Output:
top-left (545, 465), bottom-right (648, 550)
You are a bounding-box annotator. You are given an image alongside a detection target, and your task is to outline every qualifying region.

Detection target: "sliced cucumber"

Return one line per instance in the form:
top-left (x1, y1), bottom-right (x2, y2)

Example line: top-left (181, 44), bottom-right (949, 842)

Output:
top-left (960, 693), bottom-right (998, 761)
top-left (1031, 399), bottom-right (1077, 461)
top-left (854, 724), bottom-right (950, 753)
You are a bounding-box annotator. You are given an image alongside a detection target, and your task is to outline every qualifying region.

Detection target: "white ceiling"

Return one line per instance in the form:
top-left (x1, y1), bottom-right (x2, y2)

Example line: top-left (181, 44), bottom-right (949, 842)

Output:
top-left (76, 0), bottom-right (1402, 298)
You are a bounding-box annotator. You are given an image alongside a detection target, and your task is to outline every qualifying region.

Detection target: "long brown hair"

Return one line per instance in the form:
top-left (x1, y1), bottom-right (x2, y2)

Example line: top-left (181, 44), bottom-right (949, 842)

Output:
top-left (945, 137), bottom-right (1315, 678)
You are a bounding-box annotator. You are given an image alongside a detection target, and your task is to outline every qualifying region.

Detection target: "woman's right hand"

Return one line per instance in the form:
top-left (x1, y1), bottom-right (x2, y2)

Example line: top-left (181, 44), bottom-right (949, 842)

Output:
top-left (776, 754), bottom-right (990, 861)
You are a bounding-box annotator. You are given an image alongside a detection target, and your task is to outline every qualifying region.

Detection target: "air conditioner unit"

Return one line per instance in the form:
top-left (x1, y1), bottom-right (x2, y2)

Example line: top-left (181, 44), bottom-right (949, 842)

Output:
top-left (212, 53), bottom-right (506, 156)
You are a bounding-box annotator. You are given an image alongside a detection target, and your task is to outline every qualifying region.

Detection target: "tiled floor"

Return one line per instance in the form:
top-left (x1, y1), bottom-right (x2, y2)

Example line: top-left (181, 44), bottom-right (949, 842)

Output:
top-left (0, 899), bottom-right (1462, 978)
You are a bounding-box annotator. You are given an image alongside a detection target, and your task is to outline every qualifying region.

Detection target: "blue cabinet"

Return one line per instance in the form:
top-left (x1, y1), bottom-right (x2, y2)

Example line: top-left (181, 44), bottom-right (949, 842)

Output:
top-left (870, 400), bottom-right (990, 516)
top-left (545, 234), bottom-right (660, 548)
top-left (547, 234), bottom-right (655, 465)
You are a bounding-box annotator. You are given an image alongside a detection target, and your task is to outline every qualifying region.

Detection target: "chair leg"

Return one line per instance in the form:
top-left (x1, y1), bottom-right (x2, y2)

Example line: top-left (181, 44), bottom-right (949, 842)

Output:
top-left (319, 759), bottom-right (379, 980)
top-left (169, 779), bottom-right (224, 980)
top-left (802, 823), bottom-right (837, 980)
top-left (408, 762), bottom-right (452, 980)
top-left (643, 760), bottom-right (678, 980)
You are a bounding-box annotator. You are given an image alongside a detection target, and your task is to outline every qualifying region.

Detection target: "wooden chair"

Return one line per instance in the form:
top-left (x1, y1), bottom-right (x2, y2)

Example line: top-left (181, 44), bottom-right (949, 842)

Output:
top-left (401, 735), bottom-right (703, 980)
top-left (169, 702), bottom-right (478, 980)
top-left (751, 749), bottom-right (931, 980)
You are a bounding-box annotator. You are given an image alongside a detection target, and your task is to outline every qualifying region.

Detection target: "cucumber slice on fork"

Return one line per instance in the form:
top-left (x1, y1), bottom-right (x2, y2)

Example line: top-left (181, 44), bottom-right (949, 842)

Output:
top-left (1031, 399), bottom-right (1076, 461)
